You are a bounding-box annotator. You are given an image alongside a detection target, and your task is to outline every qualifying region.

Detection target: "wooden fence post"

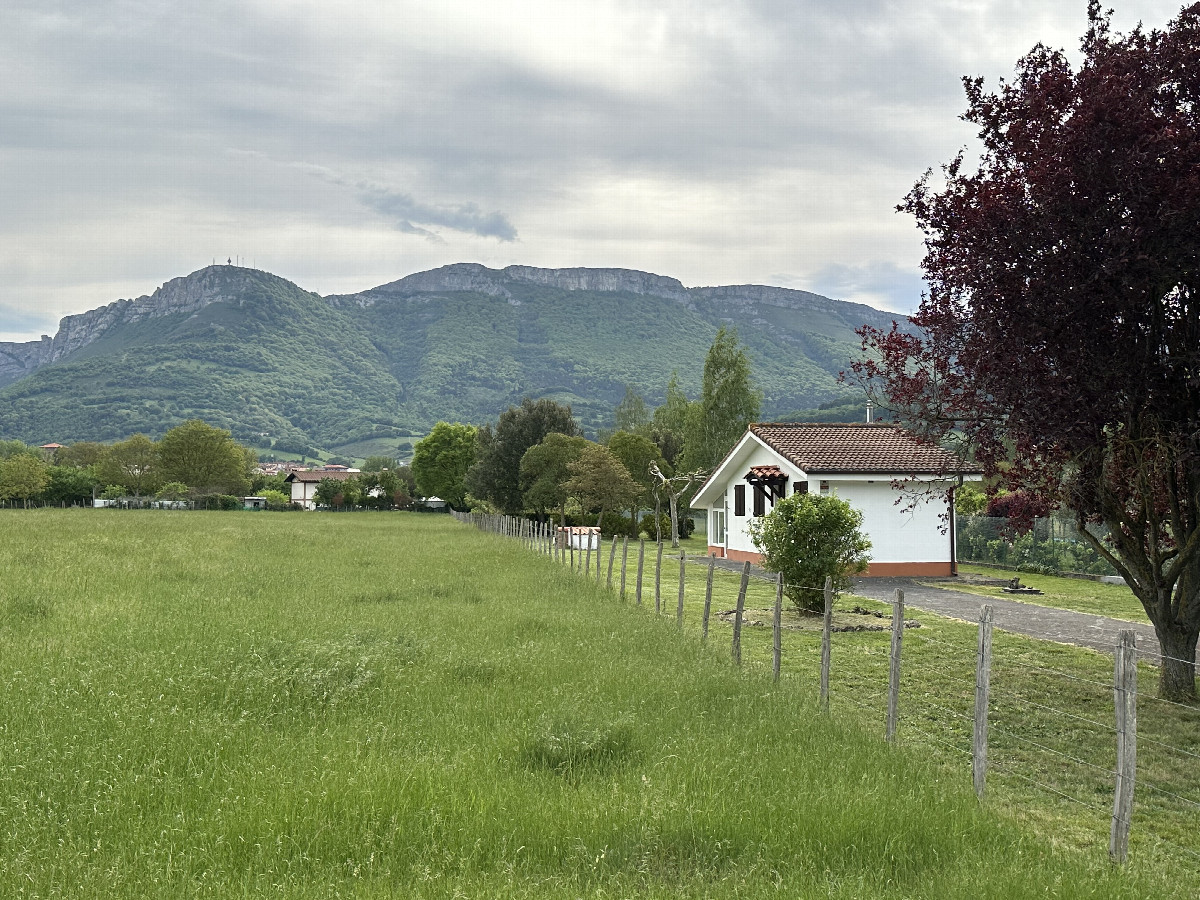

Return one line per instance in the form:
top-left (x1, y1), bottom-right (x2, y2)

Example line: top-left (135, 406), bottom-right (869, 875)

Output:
top-left (635, 540), bottom-right (645, 606)
top-left (620, 536), bottom-right (629, 599)
top-left (607, 536), bottom-right (617, 589)
top-left (676, 551), bottom-right (686, 626)
top-left (820, 576), bottom-right (832, 711)
top-left (973, 605), bottom-right (994, 799)
top-left (586, 539), bottom-right (592, 577)
top-left (1110, 629), bottom-right (1138, 863)
top-left (773, 573), bottom-right (783, 682)
top-left (570, 539), bottom-right (575, 572)
top-left (732, 561), bottom-right (750, 666)
top-left (886, 588), bottom-right (905, 742)
top-left (702, 557), bottom-right (715, 643)
top-left (654, 542), bottom-right (664, 614)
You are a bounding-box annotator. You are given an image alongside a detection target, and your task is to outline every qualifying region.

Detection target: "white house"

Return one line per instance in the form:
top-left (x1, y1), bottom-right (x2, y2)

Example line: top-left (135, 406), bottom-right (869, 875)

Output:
top-left (691, 423), bottom-right (982, 576)
top-left (284, 470), bottom-right (356, 509)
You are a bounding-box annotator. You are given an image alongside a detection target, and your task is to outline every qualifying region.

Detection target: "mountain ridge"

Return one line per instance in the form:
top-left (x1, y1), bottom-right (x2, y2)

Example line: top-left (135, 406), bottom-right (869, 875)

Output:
top-left (0, 264), bottom-right (910, 448)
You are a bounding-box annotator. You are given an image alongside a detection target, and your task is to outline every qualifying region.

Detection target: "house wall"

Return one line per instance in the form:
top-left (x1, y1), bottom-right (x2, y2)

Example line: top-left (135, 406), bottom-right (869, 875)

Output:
top-left (707, 453), bottom-right (956, 576)
top-left (290, 481), bottom-right (320, 509)
top-left (707, 443), bottom-right (806, 559)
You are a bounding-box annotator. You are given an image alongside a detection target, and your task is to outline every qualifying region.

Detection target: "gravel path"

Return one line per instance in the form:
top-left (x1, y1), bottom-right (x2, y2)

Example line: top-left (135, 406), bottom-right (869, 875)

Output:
top-left (852, 576), bottom-right (1162, 665)
top-left (698, 556), bottom-right (1161, 664)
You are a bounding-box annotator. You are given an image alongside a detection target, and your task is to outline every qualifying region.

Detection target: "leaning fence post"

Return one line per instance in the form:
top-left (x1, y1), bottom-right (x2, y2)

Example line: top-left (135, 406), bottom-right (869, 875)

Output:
top-left (635, 540), bottom-right (645, 606)
top-left (732, 561), bottom-right (750, 666)
top-left (1110, 629), bottom-right (1138, 863)
top-left (654, 542), bottom-right (664, 614)
top-left (607, 536), bottom-right (617, 589)
top-left (586, 539), bottom-right (592, 577)
top-left (973, 605), bottom-right (994, 799)
top-left (820, 576), bottom-right (833, 711)
top-left (676, 551), bottom-right (687, 626)
top-left (886, 588), bottom-right (905, 742)
top-left (702, 557), bottom-right (715, 643)
top-left (772, 573), bottom-right (783, 682)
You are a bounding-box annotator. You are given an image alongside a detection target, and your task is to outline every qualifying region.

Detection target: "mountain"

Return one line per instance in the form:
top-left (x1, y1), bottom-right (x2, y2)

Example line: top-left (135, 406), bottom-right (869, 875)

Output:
top-left (0, 263), bottom-right (909, 450)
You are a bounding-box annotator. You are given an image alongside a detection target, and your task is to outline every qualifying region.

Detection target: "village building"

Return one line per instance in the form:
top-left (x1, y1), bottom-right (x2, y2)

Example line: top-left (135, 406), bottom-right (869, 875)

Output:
top-left (691, 423), bottom-right (982, 576)
top-left (284, 470), bottom-right (356, 509)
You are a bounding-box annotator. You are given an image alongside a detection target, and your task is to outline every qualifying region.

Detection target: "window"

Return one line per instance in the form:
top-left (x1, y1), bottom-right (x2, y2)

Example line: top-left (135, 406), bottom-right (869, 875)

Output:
top-left (734, 484), bottom-right (745, 516)
top-left (795, 481), bottom-right (809, 495)
top-left (711, 509), bottom-right (725, 544)
top-left (753, 485), bottom-right (766, 516)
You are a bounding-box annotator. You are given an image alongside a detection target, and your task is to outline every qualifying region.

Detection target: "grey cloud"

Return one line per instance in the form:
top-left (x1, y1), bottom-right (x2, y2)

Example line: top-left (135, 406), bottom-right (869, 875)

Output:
top-left (357, 185), bottom-right (518, 242)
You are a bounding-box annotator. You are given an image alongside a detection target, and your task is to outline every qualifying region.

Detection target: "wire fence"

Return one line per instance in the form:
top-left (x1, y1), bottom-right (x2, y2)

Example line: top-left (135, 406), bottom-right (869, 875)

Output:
top-left (452, 510), bottom-right (1200, 867)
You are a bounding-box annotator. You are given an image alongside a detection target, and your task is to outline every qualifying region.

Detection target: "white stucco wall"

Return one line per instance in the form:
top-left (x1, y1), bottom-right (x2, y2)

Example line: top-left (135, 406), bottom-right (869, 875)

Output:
top-left (701, 437), bottom-right (957, 570)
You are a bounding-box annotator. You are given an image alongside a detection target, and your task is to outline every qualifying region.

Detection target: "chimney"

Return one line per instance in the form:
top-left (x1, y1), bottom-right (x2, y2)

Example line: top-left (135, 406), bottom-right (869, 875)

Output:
top-left (865, 400), bottom-right (874, 423)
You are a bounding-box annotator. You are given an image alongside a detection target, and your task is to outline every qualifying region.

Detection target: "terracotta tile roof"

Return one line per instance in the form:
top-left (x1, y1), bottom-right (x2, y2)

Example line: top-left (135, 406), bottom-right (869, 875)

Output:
top-left (285, 470), bottom-right (356, 483)
top-left (749, 423), bottom-right (979, 475)
top-left (747, 465), bottom-right (785, 479)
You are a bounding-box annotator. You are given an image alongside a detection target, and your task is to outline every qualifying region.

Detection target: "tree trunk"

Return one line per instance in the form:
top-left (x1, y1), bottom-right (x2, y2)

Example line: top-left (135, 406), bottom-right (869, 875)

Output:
top-left (668, 492), bottom-right (680, 549)
top-left (1155, 623), bottom-right (1199, 701)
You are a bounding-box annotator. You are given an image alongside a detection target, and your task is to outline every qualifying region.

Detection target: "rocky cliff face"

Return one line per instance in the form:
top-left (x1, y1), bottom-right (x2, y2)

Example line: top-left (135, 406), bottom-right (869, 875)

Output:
top-left (0, 266), bottom-right (275, 387)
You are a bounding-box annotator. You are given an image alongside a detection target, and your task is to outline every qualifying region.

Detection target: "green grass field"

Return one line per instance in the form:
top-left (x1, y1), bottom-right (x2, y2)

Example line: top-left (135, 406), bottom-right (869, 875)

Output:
top-left (1, 511), bottom-right (1195, 898)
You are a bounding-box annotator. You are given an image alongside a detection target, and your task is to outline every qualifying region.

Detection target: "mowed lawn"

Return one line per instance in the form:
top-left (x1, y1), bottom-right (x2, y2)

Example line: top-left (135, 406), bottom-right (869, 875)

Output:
top-left (0, 511), bottom-right (1182, 898)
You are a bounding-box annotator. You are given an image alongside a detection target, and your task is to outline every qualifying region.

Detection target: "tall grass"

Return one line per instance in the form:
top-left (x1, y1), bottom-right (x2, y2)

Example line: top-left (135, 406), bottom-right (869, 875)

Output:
top-left (0, 510), bottom-right (1182, 897)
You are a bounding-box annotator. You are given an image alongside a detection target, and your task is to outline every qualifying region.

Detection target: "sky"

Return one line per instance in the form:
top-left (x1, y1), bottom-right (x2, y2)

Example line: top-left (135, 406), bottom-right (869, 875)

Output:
top-left (0, 0), bottom-right (1187, 342)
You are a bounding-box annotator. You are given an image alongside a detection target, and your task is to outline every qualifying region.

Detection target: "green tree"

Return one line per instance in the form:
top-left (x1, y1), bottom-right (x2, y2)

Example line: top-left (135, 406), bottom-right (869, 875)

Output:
top-left (96, 434), bottom-right (161, 498)
top-left (0, 454), bottom-right (50, 503)
top-left (613, 384), bottom-right (650, 434)
top-left (0, 440), bottom-right (35, 460)
top-left (607, 430), bottom-right (666, 527)
top-left (467, 399), bottom-right (580, 514)
top-left (565, 444), bottom-right (641, 533)
top-left (156, 482), bottom-right (190, 501)
top-left (412, 422), bottom-right (477, 509)
top-left (158, 420), bottom-right (252, 496)
top-left (361, 455), bottom-right (397, 473)
top-left (748, 494), bottom-right (872, 612)
top-left (519, 433), bottom-right (590, 523)
top-left (260, 489), bottom-right (291, 509)
top-left (42, 466), bottom-right (99, 505)
top-left (650, 372), bottom-right (692, 467)
top-left (682, 327), bottom-right (762, 472)
top-left (313, 477), bottom-right (348, 509)
top-left (55, 442), bottom-right (107, 469)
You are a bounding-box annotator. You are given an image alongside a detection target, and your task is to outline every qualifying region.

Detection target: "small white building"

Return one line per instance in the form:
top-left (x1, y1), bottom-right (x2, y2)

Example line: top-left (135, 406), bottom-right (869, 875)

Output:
top-left (691, 423), bottom-right (982, 576)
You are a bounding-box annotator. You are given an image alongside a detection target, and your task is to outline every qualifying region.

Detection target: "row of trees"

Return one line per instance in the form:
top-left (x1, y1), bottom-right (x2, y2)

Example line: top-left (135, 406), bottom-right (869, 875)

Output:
top-left (409, 327), bottom-right (762, 545)
top-left (0, 420), bottom-right (259, 505)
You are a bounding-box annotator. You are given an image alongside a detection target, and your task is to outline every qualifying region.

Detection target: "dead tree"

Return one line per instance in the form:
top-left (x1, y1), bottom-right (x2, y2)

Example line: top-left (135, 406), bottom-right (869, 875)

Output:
top-left (649, 462), bottom-right (706, 549)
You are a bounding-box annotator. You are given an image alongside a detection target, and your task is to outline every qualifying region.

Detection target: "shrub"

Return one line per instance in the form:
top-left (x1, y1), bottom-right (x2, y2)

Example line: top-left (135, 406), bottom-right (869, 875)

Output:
top-left (748, 493), bottom-right (872, 612)
top-left (599, 511), bottom-right (636, 537)
top-left (639, 512), bottom-right (670, 542)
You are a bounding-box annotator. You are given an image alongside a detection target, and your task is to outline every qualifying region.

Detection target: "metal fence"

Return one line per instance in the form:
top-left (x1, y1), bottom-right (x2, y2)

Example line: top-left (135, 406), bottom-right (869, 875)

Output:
top-left (957, 515), bottom-right (1118, 577)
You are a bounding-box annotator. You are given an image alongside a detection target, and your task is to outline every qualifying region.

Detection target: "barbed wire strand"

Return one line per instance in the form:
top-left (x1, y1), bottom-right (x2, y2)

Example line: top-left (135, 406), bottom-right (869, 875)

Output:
top-left (894, 721), bottom-right (973, 757)
top-left (1137, 692), bottom-right (1200, 713)
top-left (994, 696), bottom-right (1117, 734)
top-left (988, 761), bottom-right (1111, 816)
top-left (1136, 734), bottom-right (1200, 761)
top-left (904, 698), bottom-right (975, 725)
top-left (1135, 781), bottom-right (1200, 812)
top-left (1017, 663), bottom-right (1114, 691)
top-left (987, 724), bottom-right (1117, 777)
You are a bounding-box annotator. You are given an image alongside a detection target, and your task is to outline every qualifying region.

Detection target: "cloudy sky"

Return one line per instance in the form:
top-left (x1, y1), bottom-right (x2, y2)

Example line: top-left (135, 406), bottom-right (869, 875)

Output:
top-left (0, 0), bottom-right (1186, 341)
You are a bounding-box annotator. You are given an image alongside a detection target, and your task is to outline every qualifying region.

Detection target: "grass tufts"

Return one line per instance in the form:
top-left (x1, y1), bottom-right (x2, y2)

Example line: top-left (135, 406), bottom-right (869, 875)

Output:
top-left (520, 715), bottom-right (640, 780)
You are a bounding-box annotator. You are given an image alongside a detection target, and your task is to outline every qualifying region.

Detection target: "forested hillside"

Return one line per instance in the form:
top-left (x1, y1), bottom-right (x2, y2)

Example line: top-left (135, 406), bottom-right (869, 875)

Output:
top-left (0, 263), bottom-right (907, 451)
